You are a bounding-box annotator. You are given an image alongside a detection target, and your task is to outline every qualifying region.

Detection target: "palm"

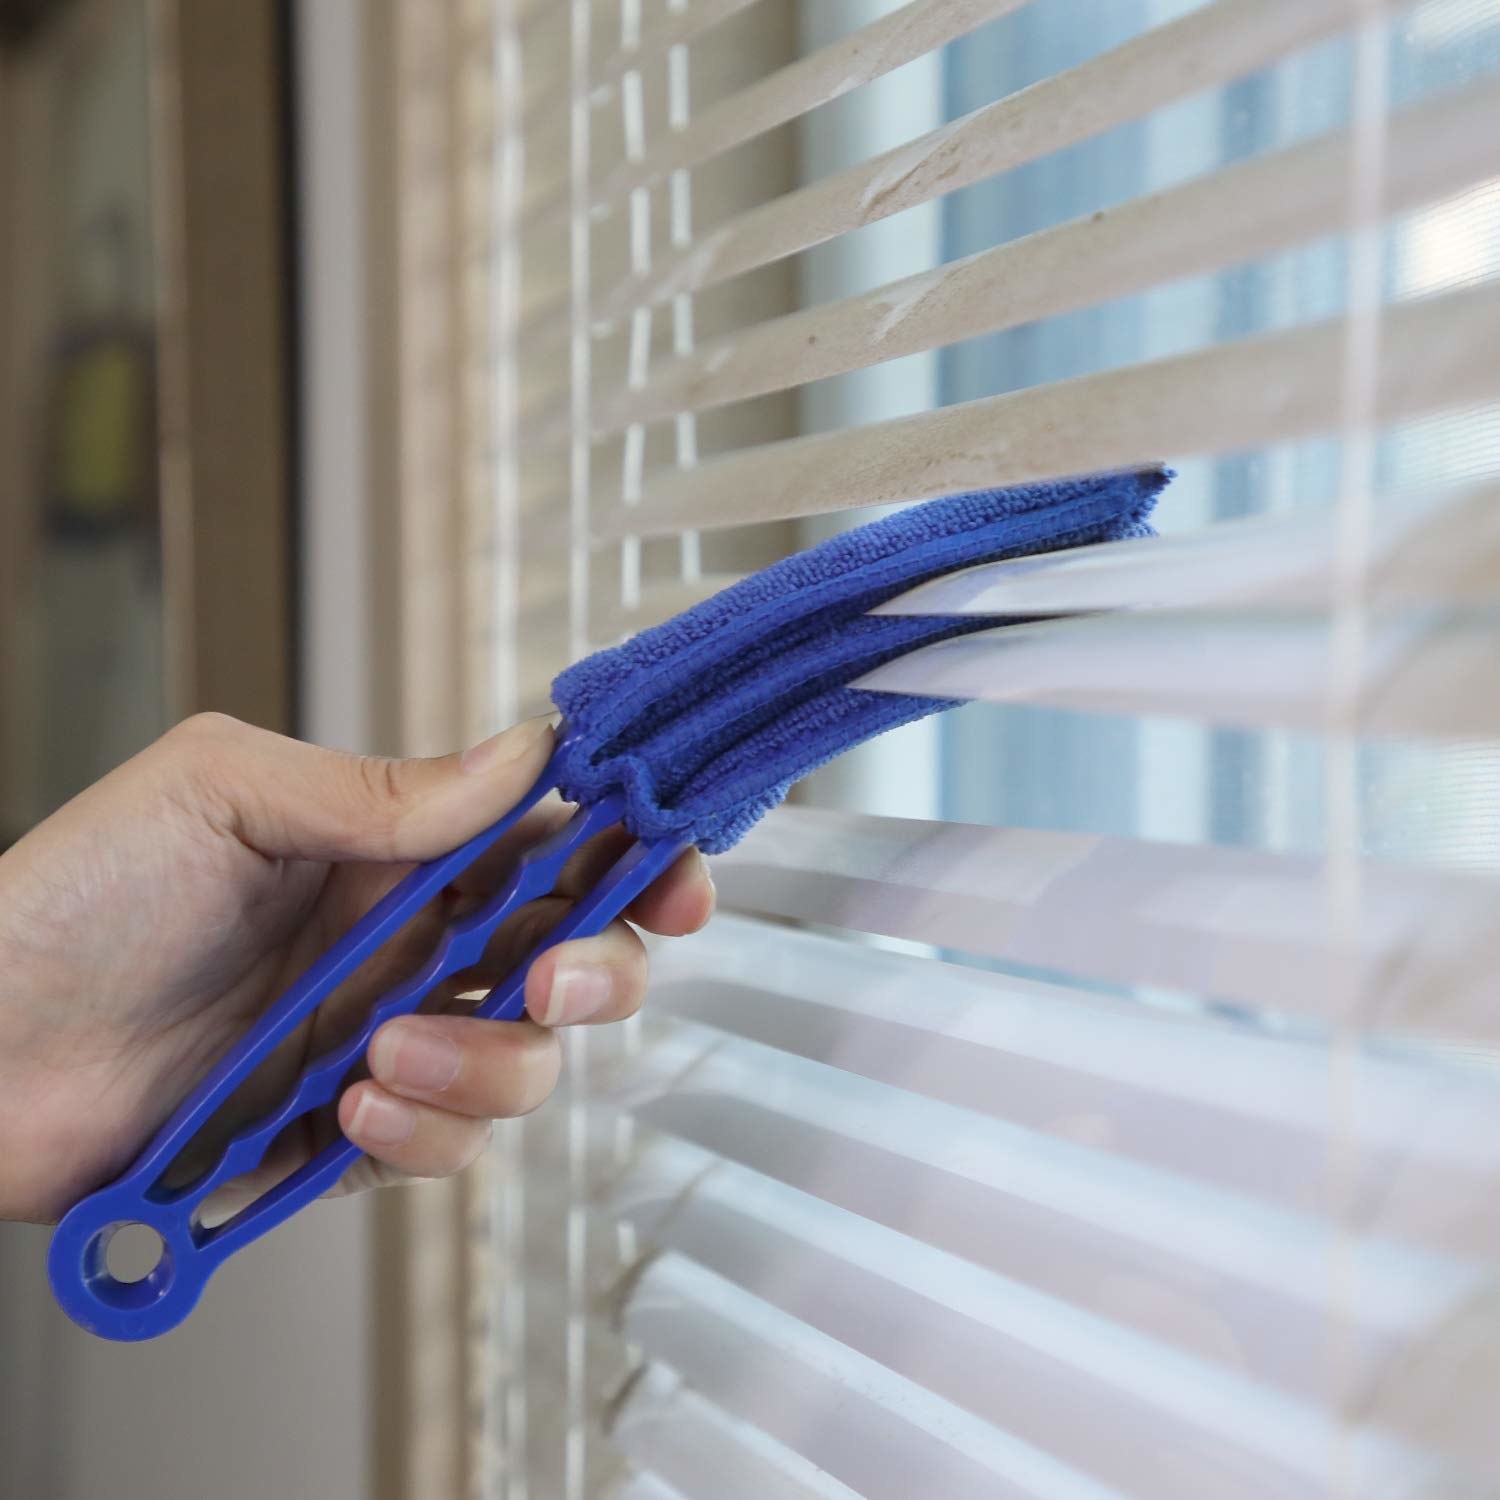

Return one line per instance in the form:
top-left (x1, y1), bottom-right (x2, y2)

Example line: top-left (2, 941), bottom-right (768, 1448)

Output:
top-left (3, 781), bottom-right (501, 1221)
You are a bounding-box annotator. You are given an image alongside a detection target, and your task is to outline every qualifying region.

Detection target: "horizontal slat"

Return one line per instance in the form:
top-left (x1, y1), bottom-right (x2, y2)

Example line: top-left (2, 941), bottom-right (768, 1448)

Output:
top-left (517, 0), bottom-right (564, 32)
top-left (519, 287), bottom-right (570, 353)
top-left (709, 806), bottom-right (1500, 1044)
top-left (609, 1363), bottom-right (865, 1500)
top-left (610, 1143), bottom-right (1499, 1490)
top-left (856, 609), bottom-right (1500, 739)
top-left (590, 0), bottom-right (764, 93)
top-left (513, 0), bottom-right (554, 36)
top-left (594, 0), bottom-right (1029, 211)
top-left (873, 483), bottom-right (1500, 616)
top-left (609, 1477), bottom-right (685, 1500)
top-left (591, 574), bottom-right (740, 641)
top-left (521, 175), bottom-right (571, 242)
top-left (600, 1030), bottom-right (1479, 1408)
top-left (595, 281), bottom-right (1500, 538)
top-left (530, 396), bottom-right (579, 453)
top-left (618, 1247), bottom-right (1464, 1500)
top-left (619, 1252), bottom-right (1136, 1500)
top-left (597, 0), bottom-right (1406, 321)
top-left (646, 915), bottom-right (1500, 1233)
top-left (518, 382), bottom-right (571, 443)
top-left (609, 1477), bottom-right (686, 1500)
top-left (593, 78), bottom-right (1500, 432)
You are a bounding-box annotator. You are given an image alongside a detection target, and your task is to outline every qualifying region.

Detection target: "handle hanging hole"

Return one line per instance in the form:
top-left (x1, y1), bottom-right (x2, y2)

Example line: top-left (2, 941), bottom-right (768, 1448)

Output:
top-left (104, 1222), bottom-right (165, 1284)
top-left (81, 1221), bottom-right (176, 1312)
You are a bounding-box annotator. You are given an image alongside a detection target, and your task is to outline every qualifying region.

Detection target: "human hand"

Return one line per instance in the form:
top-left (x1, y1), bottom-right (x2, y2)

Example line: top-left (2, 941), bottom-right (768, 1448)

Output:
top-left (0, 713), bottom-right (713, 1224)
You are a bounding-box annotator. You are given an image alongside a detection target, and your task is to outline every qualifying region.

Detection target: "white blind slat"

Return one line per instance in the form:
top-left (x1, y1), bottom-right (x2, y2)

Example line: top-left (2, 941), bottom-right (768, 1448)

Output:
top-left (487, 0), bottom-right (1500, 1493)
top-left (593, 78), bottom-right (1500, 433)
top-left (873, 482), bottom-right (1500, 617)
top-left (647, 914), bottom-right (1500, 1226)
top-left (609, 1476), bottom-right (687, 1500)
top-left (596, 282), bottom-right (1500, 538)
top-left (609, 1363), bottom-right (865, 1500)
top-left (598, 0), bottom-right (1407, 320)
top-left (591, 0), bottom-right (764, 93)
top-left (610, 1477), bottom-right (688, 1500)
top-left (596, 0), bottom-right (1030, 210)
top-left (608, 1142), bottom-right (1493, 1493)
top-left (585, 479), bottom-right (1499, 643)
top-left (856, 609), bottom-right (1500, 739)
top-left (620, 1252), bottom-right (1133, 1500)
top-left (709, 806), bottom-right (1500, 1045)
top-left (601, 1030), bottom-right (1478, 1405)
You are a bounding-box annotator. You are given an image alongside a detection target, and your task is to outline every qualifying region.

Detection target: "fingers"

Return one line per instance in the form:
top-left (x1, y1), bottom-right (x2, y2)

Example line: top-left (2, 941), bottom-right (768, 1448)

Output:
top-left (163, 711), bottom-right (555, 864)
top-left (442, 905), bottom-right (653, 1028)
top-left (366, 1013), bottom-right (561, 1116)
top-left (313, 842), bottom-right (711, 1095)
top-left (524, 922), bottom-right (650, 1027)
top-left (443, 845), bottom-right (712, 1024)
top-left (627, 847), bottom-right (716, 937)
top-left (344, 1014), bottom-right (561, 1176)
top-left (338, 852), bottom-right (706, 1185)
top-left (339, 1081), bottom-right (494, 1179)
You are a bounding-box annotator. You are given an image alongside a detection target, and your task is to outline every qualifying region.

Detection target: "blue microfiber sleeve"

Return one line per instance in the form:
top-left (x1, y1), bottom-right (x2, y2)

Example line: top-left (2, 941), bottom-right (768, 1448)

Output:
top-left (552, 466), bottom-right (1169, 852)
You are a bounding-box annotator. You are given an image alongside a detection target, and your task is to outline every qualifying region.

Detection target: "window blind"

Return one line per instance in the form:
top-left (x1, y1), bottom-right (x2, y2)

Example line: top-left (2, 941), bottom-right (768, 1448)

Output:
top-left (477, 2), bottom-right (1500, 1498)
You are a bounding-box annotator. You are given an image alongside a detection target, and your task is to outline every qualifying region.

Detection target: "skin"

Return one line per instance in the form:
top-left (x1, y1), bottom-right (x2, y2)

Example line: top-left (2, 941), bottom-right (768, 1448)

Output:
top-left (0, 713), bottom-right (714, 1225)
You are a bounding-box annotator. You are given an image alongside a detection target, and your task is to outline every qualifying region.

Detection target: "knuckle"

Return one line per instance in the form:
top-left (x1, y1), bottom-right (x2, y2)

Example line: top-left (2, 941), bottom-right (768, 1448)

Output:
top-left (165, 711), bottom-right (243, 754)
top-left (498, 1029), bottom-right (560, 1117)
top-left (157, 713), bottom-right (251, 830)
top-left (351, 754), bottom-right (409, 846)
top-left (457, 1121), bottom-right (494, 1172)
top-left (355, 753), bottom-right (406, 808)
top-left (603, 929), bottom-right (650, 1014)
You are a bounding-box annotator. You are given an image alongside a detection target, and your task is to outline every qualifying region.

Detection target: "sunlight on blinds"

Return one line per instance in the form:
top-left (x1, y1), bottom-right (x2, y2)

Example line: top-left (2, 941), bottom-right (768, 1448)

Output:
top-left (467, 1), bottom-right (1500, 1497)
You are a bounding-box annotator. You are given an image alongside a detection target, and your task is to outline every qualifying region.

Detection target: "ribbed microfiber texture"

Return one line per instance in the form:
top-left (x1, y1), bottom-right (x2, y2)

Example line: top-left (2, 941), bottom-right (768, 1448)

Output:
top-left (553, 467), bottom-right (1169, 852)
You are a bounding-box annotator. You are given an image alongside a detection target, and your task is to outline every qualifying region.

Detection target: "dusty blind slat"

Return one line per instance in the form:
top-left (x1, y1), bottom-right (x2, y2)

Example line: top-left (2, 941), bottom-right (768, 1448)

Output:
top-left (593, 76), bottom-right (1500, 433)
top-left (591, 0), bottom-right (765, 93)
top-left (595, 0), bottom-right (1032, 208)
top-left (597, 0), bottom-right (1404, 321)
top-left (596, 282), bottom-right (1500, 538)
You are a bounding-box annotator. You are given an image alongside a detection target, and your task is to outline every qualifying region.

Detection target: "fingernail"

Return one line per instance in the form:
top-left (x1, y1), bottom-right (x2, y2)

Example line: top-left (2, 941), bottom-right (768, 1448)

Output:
top-left (544, 961), bottom-right (613, 1026)
top-left (461, 717), bottom-right (552, 776)
top-left (372, 1023), bottom-right (460, 1094)
top-left (698, 849), bottom-right (716, 905)
top-left (350, 1091), bottom-right (416, 1148)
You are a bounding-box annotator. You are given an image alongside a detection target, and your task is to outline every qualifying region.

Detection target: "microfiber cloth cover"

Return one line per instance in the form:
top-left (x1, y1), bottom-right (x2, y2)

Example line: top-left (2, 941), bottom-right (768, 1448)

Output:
top-left (552, 466), bottom-right (1169, 852)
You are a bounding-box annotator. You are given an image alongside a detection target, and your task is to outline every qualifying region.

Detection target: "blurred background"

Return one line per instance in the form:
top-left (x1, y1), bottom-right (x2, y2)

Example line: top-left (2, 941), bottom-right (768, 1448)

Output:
top-left (0, 3), bottom-right (364, 1496)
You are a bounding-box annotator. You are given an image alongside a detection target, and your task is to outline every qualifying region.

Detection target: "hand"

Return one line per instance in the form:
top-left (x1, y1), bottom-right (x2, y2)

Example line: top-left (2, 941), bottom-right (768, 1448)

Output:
top-left (0, 713), bottom-right (713, 1224)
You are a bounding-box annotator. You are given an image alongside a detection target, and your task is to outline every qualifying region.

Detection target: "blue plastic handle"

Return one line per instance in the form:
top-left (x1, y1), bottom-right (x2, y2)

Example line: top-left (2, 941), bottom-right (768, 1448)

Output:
top-left (47, 726), bottom-right (688, 1341)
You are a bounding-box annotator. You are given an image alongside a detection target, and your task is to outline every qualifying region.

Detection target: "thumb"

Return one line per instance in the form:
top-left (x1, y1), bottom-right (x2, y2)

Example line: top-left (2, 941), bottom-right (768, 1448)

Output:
top-left (164, 713), bottom-right (556, 864)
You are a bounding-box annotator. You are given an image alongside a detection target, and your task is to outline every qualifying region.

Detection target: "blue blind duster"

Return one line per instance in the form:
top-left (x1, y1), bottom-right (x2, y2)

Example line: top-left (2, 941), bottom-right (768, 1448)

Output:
top-left (553, 466), bottom-right (1167, 852)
